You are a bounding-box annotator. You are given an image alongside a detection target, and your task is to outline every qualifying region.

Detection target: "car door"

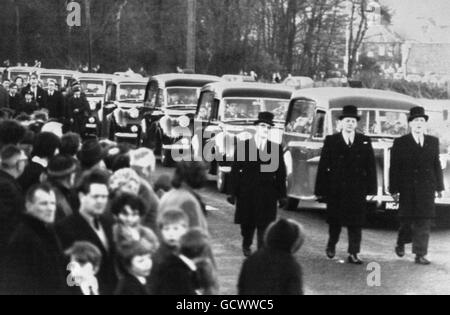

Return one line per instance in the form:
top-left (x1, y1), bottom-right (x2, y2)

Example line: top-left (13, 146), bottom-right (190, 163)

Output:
top-left (284, 98), bottom-right (321, 200)
top-left (193, 91), bottom-right (219, 161)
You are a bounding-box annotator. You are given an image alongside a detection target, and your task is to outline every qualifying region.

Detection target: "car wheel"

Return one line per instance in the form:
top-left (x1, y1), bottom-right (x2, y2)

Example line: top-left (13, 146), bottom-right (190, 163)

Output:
top-left (285, 198), bottom-right (300, 212)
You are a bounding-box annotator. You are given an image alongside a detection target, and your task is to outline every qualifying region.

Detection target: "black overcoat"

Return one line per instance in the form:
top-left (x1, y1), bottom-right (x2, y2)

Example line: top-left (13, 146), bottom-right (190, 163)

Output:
top-left (2, 215), bottom-right (67, 295)
top-left (230, 139), bottom-right (287, 226)
top-left (56, 213), bottom-right (117, 295)
top-left (389, 134), bottom-right (445, 219)
top-left (315, 133), bottom-right (377, 227)
top-left (45, 91), bottom-right (65, 120)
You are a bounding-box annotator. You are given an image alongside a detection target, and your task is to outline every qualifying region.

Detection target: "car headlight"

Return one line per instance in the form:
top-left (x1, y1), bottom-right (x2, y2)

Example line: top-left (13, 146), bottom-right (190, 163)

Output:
top-left (88, 117), bottom-right (95, 123)
top-left (178, 115), bottom-right (190, 128)
top-left (129, 108), bottom-right (139, 119)
top-left (131, 125), bottom-right (139, 133)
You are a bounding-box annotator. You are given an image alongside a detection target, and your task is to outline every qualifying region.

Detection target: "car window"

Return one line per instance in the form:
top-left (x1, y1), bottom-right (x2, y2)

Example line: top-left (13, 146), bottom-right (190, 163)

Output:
top-left (80, 80), bottom-right (105, 96)
top-left (167, 88), bottom-right (198, 106)
top-left (197, 91), bottom-right (215, 121)
top-left (223, 98), bottom-right (289, 122)
top-left (286, 99), bottom-right (316, 136)
top-left (118, 84), bottom-right (146, 102)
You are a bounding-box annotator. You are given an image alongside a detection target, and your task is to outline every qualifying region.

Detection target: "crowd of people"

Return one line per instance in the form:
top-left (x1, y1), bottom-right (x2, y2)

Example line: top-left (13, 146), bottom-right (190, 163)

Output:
top-left (0, 104), bottom-right (305, 295)
top-left (0, 73), bottom-right (93, 138)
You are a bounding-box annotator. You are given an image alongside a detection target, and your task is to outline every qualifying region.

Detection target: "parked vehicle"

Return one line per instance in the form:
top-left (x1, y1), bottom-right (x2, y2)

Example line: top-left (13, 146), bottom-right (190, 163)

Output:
top-left (102, 77), bottom-right (148, 147)
top-left (193, 82), bottom-right (294, 192)
top-left (282, 76), bottom-right (314, 90)
top-left (143, 73), bottom-right (223, 165)
top-left (221, 74), bottom-right (256, 83)
top-left (283, 87), bottom-right (450, 216)
top-left (6, 66), bottom-right (39, 82)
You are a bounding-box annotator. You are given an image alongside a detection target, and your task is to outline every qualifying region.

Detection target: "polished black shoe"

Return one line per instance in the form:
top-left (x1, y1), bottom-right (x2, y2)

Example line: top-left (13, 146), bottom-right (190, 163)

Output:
top-left (347, 254), bottom-right (363, 265)
top-left (415, 256), bottom-right (431, 265)
top-left (395, 245), bottom-right (405, 258)
top-left (326, 248), bottom-right (336, 259)
top-left (243, 247), bottom-right (252, 258)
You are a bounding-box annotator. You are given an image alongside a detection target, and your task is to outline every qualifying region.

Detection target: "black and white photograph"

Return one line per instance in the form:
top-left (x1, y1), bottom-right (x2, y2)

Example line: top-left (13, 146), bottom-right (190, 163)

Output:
top-left (0, 0), bottom-right (450, 301)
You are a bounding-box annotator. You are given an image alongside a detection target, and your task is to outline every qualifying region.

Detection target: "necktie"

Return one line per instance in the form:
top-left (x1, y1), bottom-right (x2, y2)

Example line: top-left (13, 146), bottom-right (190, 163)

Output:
top-left (93, 218), bottom-right (100, 230)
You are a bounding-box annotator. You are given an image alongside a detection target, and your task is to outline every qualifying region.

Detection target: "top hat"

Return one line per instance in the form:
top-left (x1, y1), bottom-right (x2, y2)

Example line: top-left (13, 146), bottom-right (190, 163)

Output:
top-left (339, 105), bottom-right (361, 121)
top-left (408, 106), bottom-right (429, 122)
top-left (254, 112), bottom-right (275, 127)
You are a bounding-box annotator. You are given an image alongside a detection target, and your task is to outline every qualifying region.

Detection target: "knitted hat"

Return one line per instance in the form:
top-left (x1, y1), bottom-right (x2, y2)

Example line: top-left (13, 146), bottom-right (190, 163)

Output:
top-left (264, 218), bottom-right (305, 253)
top-left (48, 155), bottom-right (77, 178)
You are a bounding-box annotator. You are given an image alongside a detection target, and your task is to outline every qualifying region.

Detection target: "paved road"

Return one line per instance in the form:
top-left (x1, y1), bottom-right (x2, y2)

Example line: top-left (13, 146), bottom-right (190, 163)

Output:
top-left (154, 164), bottom-right (450, 295)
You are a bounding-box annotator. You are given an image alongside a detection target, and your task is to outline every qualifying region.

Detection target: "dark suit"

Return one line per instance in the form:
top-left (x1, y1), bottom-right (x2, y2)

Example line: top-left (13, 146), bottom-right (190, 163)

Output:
top-left (18, 99), bottom-right (39, 115)
top-left (21, 85), bottom-right (47, 108)
top-left (45, 90), bottom-right (65, 120)
top-left (390, 134), bottom-right (445, 256)
top-left (115, 273), bottom-right (151, 295)
top-left (7, 93), bottom-right (22, 114)
top-left (2, 215), bottom-right (67, 295)
top-left (151, 254), bottom-right (198, 295)
top-left (0, 86), bottom-right (8, 109)
top-left (65, 95), bottom-right (91, 134)
top-left (56, 213), bottom-right (117, 295)
top-left (230, 138), bottom-right (287, 250)
top-left (315, 133), bottom-right (377, 254)
top-left (0, 170), bottom-right (24, 259)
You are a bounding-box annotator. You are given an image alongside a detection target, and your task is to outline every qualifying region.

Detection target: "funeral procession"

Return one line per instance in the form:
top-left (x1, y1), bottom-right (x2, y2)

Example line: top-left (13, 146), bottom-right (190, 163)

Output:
top-left (1, 0), bottom-right (450, 298)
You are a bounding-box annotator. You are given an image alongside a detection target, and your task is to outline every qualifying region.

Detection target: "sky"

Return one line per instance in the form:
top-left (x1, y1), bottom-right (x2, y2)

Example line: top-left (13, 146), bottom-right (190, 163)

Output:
top-left (380, 0), bottom-right (450, 41)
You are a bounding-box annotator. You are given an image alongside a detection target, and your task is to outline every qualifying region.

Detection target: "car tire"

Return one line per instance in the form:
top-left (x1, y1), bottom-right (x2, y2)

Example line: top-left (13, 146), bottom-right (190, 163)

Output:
top-left (285, 198), bottom-right (300, 212)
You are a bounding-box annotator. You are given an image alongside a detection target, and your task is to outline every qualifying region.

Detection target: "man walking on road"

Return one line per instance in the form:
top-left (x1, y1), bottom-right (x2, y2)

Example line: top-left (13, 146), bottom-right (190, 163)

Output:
top-left (390, 106), bottom-right (445, 265)
top-left (315, 105), bottom-right (377, 265)
top-left (229, 112), bottom-right (287, 257)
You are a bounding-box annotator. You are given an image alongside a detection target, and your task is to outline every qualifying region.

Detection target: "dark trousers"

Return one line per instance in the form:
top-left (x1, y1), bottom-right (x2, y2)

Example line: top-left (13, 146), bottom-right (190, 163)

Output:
top-left (327, 224), bottom-right (362, 255)
top-left (241, 224), bottom-right (269, 250)
top-left (397, 219), bottom-right (432, 257)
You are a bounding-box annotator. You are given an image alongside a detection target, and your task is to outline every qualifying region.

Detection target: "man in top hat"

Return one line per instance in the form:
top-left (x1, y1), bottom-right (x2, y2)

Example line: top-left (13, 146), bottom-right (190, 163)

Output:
top-left (315, 105), bottom-right (377, 264)
top-left (44, 80), bottom-right (65, 121)
top-left (390, 106), bottom-right (444, 265)
top-left (229, 112), bottom-right (287, 257)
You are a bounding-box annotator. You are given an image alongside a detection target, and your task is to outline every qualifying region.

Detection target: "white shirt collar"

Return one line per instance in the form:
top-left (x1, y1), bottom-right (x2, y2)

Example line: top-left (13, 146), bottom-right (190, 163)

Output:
top-left (342, 132), bottom-right (355, 143)
top-left (136, 276), bottom-right (147, 285)
top-left (179, 255), bottom-right (197, 272)
top-left (31, 156), bottom-right (48, 168)
top-left (79, 277), bottom-right (99, 295)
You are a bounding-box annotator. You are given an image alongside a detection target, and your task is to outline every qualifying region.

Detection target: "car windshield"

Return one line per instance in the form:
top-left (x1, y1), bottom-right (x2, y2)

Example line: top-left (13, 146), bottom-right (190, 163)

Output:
top-left (10, 72), bottom-right (29, 80)
top-left (118, 84), bottom-right (146, 102)
top-left (40, 75), bottom-right (61, 87)
top-left (223, 98), bottom-right (289, 122)
top-left (332, 109), bottom-right (409, 137)
top-left (80, 80), bottom-right (105, 96)
top-left (167, 88), bottom-right (198, 106)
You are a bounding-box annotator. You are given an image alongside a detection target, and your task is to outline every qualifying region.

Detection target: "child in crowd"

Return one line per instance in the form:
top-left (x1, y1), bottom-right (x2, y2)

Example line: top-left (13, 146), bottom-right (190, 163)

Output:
top-left (238, 218), bottom-right (305, 295)
top-left (115, 229), bottom-right (159, 295)
top-left (111, 193), bottom-right (159, 250)
top-left (65, 241), bottom-right (103, 295)
top-left (151, 228), bottom-right (218, 295)
top-left (153, 174), bottom-right (172, 198)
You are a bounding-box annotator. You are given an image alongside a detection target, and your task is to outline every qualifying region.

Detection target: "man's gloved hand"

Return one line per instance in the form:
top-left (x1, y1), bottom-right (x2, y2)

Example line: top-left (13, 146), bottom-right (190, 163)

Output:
top-left (226, 196), bottom-right (236, 205)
